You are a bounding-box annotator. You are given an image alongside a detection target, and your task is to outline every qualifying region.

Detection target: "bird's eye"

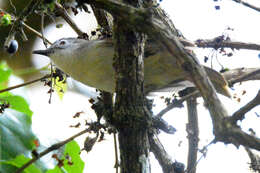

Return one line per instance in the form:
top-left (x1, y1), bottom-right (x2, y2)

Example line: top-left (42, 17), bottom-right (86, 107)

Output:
top-left (60, 41), bottom-right (66, 45)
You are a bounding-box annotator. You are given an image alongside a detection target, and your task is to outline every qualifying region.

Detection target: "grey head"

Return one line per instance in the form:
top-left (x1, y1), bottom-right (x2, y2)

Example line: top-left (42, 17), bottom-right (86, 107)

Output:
top-left (33, 38), bottom-right (88, 57)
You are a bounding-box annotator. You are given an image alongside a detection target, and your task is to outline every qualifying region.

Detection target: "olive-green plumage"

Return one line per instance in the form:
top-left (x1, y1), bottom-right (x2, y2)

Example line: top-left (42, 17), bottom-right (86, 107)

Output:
top-left (33, 38), bottom-right (230, 97)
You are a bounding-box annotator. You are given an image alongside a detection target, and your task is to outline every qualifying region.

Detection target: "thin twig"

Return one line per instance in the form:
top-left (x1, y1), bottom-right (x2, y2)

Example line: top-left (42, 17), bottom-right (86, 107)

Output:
top-left (0, 8), bottom-right (52, 45)
top-left (149, 133), bottom-right (176, 172)
top-left (232, 0), bottom-right (260, 13)
top-left (188, 139), bottom-right (215, 172)
top-left (23, 22), bottom-right (52, 45)
top-left (228, 69), bottom-right (260, 87)
top-left (48, 63), bottom-right (54, 104)
top-left (54, 2), bottom-right (84, 36)
top-left (156, 67), bottom-right (260, 118)
top-left (8, 0), bottom-right (16, 14)
top-left (113, 133), bottom-right (119, 173)
top-left (41, 12), bottom-right (48, 48)
top-left (4, 0), bottom-right (41, 48)
top-left (196, 39), bottom-right (260, 51)
top-left (229, 90), bottom-right (260, 124)
top-left (222, 68), bottom-right (260, 84)
top-left (152, 116), bottom-right (176, 134)
top-left (156, 91), bottom-right (199, 117)
top-left (15, 128), bottom-right (89, 173)
top-left (0, 74), bottom-right (51, 94)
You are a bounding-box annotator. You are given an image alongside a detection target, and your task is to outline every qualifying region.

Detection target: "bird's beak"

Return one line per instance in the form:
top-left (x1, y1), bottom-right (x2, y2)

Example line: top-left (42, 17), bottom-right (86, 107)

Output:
top-left (32, 48), bottom-right (54, 56)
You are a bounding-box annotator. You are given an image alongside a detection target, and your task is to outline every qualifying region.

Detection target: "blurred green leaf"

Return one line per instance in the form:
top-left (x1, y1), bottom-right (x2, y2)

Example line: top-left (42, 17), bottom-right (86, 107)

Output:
top-left (0, 110), bottom-right (36, 172)
top-left (1, 155), bottom-right (41, 173)
top-left (0, 14), bottom-right (12, 26)
top-left (0, 61), bottom-right (12, 84)
top-left (46, 141), bottom-right (84, 173)
top-left (63, 141), bottom-right (84, 172)
top-left (0, 110), bottom-right (35, 157)
top-left (0, 61), bottom-right (33, 116)
top-left (48, 1), bottom-right (56, 11)
top-left (0, 110), bottom-right (51, 172)
top-left (0, 95), bottom-right (33, 117)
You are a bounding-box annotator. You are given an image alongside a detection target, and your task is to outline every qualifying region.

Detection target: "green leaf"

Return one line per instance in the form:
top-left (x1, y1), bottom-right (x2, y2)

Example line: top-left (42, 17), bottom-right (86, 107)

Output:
top-left (53, 77), bottom-right (67, 100)
top-left (0, 110), bottom-right (51, 172)
top-left (63, 141), bottom-right (84, 172)
top-left (0, 110), bottom-right (35, 158)
top-left (46, 141), bottom-right (84, 173)
top-left (48, 2), bottom-right (56, 12)
top-left (0, 95), bottom-right (33, 117)
top-left (0, 110), bottom-right (36, 172)
top-left (1, 155), bottom-right (41, 173)
top-left (0, 61), bottom-right (12, 83)
top-left (0, 14), bottom-right (12, 26)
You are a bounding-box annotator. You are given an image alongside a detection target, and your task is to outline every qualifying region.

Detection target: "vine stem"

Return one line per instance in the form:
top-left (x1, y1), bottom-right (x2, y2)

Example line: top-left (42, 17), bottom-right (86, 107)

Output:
top-left (15, 128), bottom-right (89, 173)
top-left (0, 74), bottom-right (51, 94)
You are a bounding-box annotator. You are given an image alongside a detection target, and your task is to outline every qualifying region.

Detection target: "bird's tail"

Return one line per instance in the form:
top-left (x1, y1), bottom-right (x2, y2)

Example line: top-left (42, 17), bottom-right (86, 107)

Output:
top-left (204, 67), bottom-right (231, 98)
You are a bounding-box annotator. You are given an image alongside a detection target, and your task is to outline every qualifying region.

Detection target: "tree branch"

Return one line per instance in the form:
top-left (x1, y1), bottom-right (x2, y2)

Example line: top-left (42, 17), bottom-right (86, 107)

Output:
top-left (113, 133), bottom-right (119, 173)
top-left (155, 67), bottom-right (260, 119)
top-left (0, 8), bottom-right (52, 45)
top-left (23, 22), bottom-right (52, 45)
top-left (149, 133), bottom-right (176, 173)
top-left (152, 116), bottom-right (176, 134)
top-left (0, 74), bottom-right (51, 94)
top-left (15, 128), bottom-right (89, 173)
top-left (55, 2), bottom-right (85, 36)
top-left (156, 91), bottom-right (199, 117)
top-left (195, 39), bottom-right (260, 51)
top-left (84, 0), bottom-right (229, 129)
top-left (229, 90), bottom-right (260, 124)
top-left (244, 147), bottom-right (260, 172)
top-left (4, 0), bottom-right (41, 48)
top-left (225, 68), bottom-right (260, 87)
top-left (215, 126), bottom-right (260, 150)
top-left (82, 0), bottom-right (260, 151)
top-left (231, 0), bottom-right (260, 13)
top-left (186, 97), bottom-right (199, 173)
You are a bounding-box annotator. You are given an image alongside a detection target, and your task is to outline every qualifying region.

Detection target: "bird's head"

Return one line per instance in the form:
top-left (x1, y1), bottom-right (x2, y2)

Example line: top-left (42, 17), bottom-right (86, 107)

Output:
top-left (33, 38), bottom-right (87, 59)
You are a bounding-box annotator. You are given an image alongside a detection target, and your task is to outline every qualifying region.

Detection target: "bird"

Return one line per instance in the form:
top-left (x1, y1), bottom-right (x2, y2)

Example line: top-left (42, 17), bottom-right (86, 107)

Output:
top-left (33, 37), bottom-right (230, 97)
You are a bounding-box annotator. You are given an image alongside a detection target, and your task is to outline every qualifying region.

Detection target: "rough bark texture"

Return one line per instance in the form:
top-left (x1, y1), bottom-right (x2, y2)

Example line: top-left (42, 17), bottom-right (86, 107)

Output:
top-left (149, 134), bottom-right (175, 173)
top-left (113, 20), bottom-right (150, 172)
top-left (112, 1), bottom-right (151, 172)
top-left (186, 97), bottom-right (199, 173)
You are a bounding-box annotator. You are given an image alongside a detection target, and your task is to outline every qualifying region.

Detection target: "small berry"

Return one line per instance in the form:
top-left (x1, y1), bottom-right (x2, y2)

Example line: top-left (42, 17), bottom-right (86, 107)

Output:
top-left (6, 40), bottom-right (18, 54)
top-left (1, 14), bottom-right (12, 26)
top-left (215, 5), bottom-right (220, 10)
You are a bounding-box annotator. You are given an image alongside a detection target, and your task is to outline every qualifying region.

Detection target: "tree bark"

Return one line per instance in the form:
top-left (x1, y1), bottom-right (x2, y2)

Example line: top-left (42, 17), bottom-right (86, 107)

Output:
top-left (113, 20), bottom-right (150, 172)
top-left (186, 97), bottom-right (199, 173)
top-left (113, 1), bottom-right (151, 172)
